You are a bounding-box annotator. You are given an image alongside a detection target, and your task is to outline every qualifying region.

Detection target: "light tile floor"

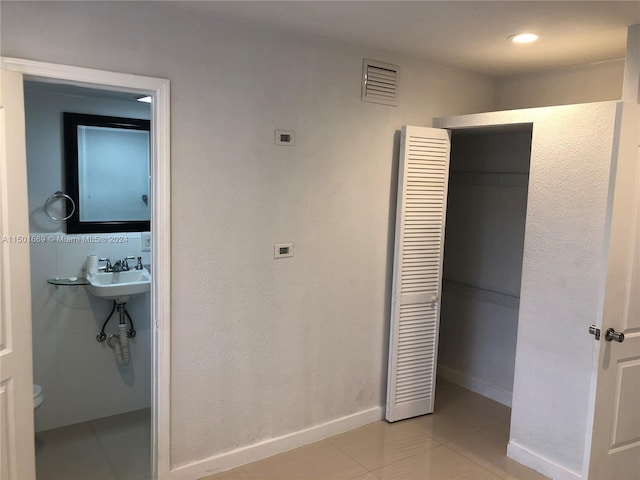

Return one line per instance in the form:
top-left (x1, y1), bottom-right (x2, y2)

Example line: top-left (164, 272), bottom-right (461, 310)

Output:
top-left (32, 381), bottom-right (550, 480)
top-left (203, 380), bottom-right (549, 480)
top-left (35, 408), bottom-right (150, 480)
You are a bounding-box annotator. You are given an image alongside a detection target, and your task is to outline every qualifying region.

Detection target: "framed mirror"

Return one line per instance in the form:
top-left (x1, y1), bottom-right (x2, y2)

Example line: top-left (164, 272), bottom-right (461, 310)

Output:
top-left (63, 112), bottom-right (151, 233)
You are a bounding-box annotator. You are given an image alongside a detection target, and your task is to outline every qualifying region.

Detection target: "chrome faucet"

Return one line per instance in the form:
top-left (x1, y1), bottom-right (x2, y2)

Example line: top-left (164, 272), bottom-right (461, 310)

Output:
top-left (98, 258), bottom-right (113, 272)
top-left (123, 256), bottom-right (136, 271)
top-left (113, 256), bottom-right (136, 272)
top-left (98, 256), bottom-right (138, 272)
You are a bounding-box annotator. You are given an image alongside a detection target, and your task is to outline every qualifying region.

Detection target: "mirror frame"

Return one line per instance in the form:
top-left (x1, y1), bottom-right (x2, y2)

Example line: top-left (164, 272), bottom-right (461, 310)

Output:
top-left (63, 112), bottom-right (151, 234)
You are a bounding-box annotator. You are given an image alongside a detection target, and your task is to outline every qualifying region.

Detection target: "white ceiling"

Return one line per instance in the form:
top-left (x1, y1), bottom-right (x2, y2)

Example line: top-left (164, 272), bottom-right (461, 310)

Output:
top-left (176, 1), bottom-right (640, 77)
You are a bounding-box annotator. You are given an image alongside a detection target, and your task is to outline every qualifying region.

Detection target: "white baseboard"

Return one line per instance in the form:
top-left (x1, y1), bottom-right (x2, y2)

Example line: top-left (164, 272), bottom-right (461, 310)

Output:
top-left (507, 440), bottom-right (583, 480)
top-left (437, 364), bottom-right (512, 407)
top-left (169, 406), bottom-right (384, 480)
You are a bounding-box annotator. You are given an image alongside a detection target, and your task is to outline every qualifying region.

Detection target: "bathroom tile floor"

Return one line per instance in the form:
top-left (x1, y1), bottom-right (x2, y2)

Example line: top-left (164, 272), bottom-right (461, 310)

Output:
top-left (35, 407), bottom-right (150, 480)
top-left (202, 379), bottom-right (550, 480)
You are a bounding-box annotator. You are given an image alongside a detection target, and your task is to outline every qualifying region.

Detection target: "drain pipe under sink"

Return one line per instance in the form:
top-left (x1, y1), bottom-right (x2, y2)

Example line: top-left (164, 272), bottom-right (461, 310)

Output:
top-left (100, 301), bottom-right (135, 365)
top-left (106, 322), bottom-right (130, 365)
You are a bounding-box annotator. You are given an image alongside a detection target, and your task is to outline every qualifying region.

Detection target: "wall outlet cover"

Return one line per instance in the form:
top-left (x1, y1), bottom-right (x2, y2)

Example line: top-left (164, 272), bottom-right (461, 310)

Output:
top-left (141, 232), bottom-right (151, 252)
top-left (275, 130), bottom-right (295, 146)
top-left (274, 242), bottom-right (294, 259)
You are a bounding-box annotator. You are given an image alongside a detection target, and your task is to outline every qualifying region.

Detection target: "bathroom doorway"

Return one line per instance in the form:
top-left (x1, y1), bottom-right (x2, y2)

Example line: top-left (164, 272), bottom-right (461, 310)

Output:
top-left (0, 58), bottom-right (170, 480)
top-left (25, 80), bottom-right (153, 479)
top-left (437, 125), bottom-right (532, 408)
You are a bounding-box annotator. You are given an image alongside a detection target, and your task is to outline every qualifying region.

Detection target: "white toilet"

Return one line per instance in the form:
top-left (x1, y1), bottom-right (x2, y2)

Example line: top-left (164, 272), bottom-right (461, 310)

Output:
top-left (33, 384), bottom-right (44, 410)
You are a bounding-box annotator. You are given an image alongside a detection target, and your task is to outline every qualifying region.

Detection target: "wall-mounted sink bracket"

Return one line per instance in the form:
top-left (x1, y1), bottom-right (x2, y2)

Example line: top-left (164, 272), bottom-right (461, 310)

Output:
top-left (86, 260), bottom-right (148, 365)
top-left (96, 300), bottom-right (136, 343)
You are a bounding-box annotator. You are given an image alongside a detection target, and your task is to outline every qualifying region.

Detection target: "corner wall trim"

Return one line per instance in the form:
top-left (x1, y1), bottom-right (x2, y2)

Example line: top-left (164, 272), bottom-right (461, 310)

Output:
top-left (507, 440), bottom-right (583, 480)
top-left (169, 406), bottom-right (384, 480)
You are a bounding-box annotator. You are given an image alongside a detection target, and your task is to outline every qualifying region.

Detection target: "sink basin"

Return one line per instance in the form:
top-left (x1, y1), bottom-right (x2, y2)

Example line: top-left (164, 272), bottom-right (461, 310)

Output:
top-left (86, 268), bottom-right (151, 303)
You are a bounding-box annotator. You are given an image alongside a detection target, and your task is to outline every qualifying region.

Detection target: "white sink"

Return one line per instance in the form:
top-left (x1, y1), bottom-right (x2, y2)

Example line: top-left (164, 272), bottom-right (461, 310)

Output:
top-left (86, 268), bottom-right (151, 303)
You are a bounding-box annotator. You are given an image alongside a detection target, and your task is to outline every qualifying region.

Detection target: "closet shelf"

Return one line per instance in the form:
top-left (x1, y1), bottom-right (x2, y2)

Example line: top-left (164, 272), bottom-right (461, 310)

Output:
top-left (443, 279), bottom-right (520, 309)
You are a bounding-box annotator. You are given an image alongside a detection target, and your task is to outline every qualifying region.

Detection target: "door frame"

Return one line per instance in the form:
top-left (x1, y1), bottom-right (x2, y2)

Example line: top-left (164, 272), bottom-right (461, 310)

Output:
top-left (0, 57), bottom-right (171, 479)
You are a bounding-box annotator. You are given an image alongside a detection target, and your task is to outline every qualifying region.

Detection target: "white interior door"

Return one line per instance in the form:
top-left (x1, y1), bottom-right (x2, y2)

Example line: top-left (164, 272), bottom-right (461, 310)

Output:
top-left (588, 103), bottom-right (640, 479)
top-left (386, 126), bottom-right (450, 422)
top-left (0, 69), bottom-right (36, 478)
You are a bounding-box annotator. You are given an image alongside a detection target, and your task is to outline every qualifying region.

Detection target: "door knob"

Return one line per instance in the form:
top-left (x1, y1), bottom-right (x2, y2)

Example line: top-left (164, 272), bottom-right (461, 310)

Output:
top-left (604, 328), bottom-right (625, 343)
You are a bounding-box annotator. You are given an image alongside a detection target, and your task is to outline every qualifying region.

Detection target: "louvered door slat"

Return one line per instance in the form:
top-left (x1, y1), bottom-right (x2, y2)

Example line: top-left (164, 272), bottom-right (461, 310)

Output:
top-left (386, 126), bottom-right (450, 422)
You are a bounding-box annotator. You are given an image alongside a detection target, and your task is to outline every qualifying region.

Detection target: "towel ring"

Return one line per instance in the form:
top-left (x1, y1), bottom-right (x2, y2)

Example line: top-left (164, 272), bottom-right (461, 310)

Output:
top-left (44, 191), bottom-right (76, 222)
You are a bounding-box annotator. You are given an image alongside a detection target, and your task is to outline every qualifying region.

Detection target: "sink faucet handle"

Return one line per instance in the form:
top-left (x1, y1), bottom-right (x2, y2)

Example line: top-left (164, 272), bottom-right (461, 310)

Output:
top-left (122, 256), bottom-right (136, 271)
top-left (98, 258), bottom-right (112, 272)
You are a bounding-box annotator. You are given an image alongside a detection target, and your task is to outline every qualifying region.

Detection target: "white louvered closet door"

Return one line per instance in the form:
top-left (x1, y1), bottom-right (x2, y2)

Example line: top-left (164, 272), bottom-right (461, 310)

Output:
top-left (386, 126), bottom-right (451, 422)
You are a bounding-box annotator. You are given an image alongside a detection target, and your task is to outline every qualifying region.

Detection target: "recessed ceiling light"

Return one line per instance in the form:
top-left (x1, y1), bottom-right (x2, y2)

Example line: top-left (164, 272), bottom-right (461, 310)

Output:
top-left (137, 96), bottom-right (152, 103)
top-left (509, 33), bottom-right (538, 44)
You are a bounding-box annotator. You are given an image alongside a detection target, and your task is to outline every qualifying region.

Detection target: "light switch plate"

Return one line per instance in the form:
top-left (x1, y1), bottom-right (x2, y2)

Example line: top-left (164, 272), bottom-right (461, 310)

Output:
top-left (274, 242), bottom-right (294, 259)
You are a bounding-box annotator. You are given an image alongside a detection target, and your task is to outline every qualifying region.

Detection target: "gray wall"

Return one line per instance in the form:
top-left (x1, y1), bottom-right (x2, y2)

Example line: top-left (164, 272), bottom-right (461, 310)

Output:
top-left (1, 0), bottom-right (495, 470)
top-left (2, 1), bottom-right (625, 476)
top-left (438, 129), bottom-right (531, 406)
top-left (495, 59), bottom-right (624, 110)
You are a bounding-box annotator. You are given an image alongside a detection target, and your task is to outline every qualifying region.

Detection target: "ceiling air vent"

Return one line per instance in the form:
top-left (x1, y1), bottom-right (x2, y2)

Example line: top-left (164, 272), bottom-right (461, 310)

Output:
top-left (361, 59), bottom-right (399, 106)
